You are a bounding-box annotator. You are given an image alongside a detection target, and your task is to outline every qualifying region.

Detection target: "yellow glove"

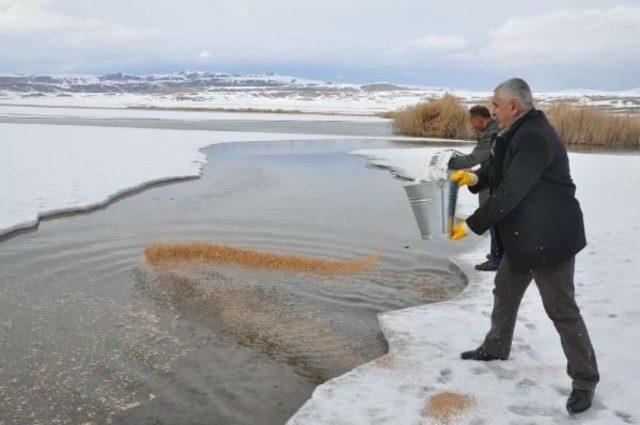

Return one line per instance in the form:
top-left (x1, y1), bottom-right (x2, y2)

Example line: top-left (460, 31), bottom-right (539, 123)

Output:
top-left (450, 221), bottom-right (470, 241)
top-left (450, 170), bottom-right (478, 187)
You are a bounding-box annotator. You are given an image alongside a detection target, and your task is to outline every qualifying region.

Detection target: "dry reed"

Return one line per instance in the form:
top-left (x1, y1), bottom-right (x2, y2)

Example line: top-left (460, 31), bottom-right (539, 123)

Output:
top-left (546, 103), bottom-right (640, 147)
top-left (391, 93), bottom-right (471, 139)
top-left (425, 391), bottom-right (474, 424)
top-left (391, 95), bottom-right (640, 146)
top-left (144, 242), bottom-right (378, 275)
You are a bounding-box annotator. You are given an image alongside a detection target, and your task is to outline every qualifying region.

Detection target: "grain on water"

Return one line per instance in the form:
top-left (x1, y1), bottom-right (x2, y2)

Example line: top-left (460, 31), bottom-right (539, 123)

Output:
top-left (143, 242), bottom-right (378, 275)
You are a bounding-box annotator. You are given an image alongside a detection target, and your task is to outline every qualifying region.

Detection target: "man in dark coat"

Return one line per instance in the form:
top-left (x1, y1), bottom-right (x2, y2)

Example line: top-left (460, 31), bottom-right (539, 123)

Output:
top-left (449, 105), bottom-right (501, 271)
top-left (449, 78), bottom-right (599, 414)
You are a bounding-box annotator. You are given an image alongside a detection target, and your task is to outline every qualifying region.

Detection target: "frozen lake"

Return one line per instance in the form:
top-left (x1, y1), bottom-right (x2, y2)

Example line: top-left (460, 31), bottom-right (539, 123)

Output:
top-left (0, 137), bottom-right (468, 424)
top-left (0, 106), bottom-right (394, 137)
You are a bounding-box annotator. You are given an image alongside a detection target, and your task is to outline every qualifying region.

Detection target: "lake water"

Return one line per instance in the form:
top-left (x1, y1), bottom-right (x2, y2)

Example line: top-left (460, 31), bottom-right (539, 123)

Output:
top-left (0, 137), bottom-right (467, 424)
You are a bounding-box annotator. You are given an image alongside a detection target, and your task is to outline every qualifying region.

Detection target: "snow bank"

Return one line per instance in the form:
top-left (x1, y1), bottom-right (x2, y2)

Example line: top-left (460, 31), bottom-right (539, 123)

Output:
top-left (290, 149), bottom-right (640, 424)
top-left (0, 123), bottom-right (345, 237)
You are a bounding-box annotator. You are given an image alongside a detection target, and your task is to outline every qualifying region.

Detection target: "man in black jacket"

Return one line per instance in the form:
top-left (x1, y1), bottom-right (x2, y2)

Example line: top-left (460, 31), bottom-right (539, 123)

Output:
top-left (449, 78), bottom-right (599, 414)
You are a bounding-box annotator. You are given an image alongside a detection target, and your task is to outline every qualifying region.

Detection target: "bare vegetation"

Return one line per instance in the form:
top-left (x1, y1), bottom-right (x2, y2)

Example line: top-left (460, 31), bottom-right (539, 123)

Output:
top-left (391, 95), bottom-right (640, 147)
top-left (390, 93), bottom-right (472, 139)
top-left (546, 103), bottom-right (640, 147)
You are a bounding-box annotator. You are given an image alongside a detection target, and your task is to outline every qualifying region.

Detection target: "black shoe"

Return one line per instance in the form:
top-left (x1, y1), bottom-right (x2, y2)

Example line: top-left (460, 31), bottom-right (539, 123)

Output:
top-left (474, 260), bottom-right (499, 272)
top-left (460, 347), bottom-right (506, 361)
top-left (566, 389), bottom-right (594, 414)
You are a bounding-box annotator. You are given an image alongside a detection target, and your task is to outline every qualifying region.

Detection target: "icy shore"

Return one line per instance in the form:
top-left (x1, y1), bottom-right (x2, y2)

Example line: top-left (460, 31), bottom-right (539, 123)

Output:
top-left (289, 148), bottom-right (640, 424)
top-left (0, 123), bottom-right (352, 238)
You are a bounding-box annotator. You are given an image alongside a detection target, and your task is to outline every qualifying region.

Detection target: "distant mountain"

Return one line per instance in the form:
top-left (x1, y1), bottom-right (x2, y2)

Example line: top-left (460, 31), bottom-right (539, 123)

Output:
top-left (0, 71), bottom-right (375, 94)
top-left (1, 71), bottom-right (637, 97)
top-left (1, 72), bottom-right (636, 115)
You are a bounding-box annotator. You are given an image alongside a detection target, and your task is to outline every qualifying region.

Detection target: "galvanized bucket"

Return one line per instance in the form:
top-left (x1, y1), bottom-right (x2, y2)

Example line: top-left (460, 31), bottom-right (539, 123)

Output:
top-left (404, 177), bottom-right (459, 240)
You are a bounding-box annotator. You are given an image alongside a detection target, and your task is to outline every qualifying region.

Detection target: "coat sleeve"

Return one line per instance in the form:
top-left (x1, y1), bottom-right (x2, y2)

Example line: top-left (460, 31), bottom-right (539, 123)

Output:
top-left (448, 144), bottom-right (490, 170)
top-left (466, 131), bottom-right (552, 235)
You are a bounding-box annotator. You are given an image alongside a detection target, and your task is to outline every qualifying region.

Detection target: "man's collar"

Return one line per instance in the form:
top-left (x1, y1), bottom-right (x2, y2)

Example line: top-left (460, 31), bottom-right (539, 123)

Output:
top-left (481, 118), bottom-right (495, 132)
top-left (478, 118), bottom-right (498, 135)
top-left (497, 107), bottom-right (534, 139)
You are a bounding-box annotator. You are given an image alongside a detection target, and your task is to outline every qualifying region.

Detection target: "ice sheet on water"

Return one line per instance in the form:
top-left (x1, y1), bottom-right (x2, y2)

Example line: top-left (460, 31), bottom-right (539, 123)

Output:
top-left (0, 124), bottom-right (349, 238)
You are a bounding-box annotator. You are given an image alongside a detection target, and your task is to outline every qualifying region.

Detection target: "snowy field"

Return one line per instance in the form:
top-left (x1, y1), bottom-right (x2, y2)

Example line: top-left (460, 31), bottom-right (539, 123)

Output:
top-left (0, 123), bottom-right (356, 237)
top-left (3, 89), bottom-right (639, 115)
top-left (0, 90), bottom-right (463, 115)
top-left (2, 71), bottom-right (639, 115)
top-left (289, 148), bottom-right (640, 424)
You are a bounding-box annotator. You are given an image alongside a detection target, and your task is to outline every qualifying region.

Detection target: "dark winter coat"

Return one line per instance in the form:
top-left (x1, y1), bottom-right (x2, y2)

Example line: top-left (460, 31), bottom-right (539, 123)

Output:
top-left (449, 119), bottom-right (500, 205)
top-left (465, 109), bottom-right (586, 273)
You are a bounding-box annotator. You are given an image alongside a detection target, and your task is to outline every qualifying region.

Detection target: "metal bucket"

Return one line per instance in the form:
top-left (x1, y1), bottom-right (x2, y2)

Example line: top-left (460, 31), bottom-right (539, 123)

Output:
top-left (404, 177), bottom-right (459, 240)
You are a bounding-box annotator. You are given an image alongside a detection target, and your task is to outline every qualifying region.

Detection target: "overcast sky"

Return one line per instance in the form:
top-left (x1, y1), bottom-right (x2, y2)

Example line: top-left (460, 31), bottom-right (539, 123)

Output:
top-left (1, 0), bottom-right (639, 90)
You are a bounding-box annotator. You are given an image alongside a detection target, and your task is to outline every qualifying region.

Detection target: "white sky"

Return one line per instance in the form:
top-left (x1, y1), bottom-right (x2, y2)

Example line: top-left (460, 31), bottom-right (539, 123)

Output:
top-left (1, 0), bottom-right (639, 90)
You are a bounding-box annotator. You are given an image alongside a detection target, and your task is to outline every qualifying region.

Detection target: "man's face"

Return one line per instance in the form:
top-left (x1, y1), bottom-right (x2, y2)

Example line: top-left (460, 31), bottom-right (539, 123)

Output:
top-left (491, 93), bottom-right (521, 129)
top-left (469, 115), bottom-right (485, 133)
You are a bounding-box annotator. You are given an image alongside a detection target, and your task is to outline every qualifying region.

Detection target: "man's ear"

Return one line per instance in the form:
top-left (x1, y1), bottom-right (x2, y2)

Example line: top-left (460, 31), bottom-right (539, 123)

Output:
top-left (509, 99), bottom-right (518, 114)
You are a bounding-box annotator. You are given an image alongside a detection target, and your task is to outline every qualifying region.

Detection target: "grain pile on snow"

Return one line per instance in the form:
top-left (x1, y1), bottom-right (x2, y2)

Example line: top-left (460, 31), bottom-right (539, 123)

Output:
top-left (425, 391), bottom-right (474, 424)
top-left (143, 242), bottom-right (378, 275)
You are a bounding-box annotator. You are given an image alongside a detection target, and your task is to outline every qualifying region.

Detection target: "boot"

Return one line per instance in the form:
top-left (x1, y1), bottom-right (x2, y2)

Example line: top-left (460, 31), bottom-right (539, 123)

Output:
top-left (566, 389), bottom-right (594, 414)
top-left (475, 260), bottom-right (499, 272)
top-left (460, 347), bottom-right (507, 361)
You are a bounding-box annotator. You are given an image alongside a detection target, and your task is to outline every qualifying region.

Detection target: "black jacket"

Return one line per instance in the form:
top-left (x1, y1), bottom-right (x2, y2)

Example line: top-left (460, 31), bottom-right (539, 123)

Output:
top-left (466, 109), bottom-right (586, 273)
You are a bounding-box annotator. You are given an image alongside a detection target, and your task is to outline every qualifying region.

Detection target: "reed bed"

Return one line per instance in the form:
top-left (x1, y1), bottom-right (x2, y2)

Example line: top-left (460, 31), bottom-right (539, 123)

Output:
top-left (390, 93), bottom-right (472, 139)
top-left (546, 103), bottom-right (640, 147)
top-left (144, 242), bottom-right (378, 275)
top-left (391, 95), bottom-right (640, 147)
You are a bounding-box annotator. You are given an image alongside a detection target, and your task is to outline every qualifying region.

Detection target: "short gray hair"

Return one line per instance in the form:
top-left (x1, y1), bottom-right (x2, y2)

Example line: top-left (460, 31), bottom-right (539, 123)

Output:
top-left (494, 78), bottom-right (534, 109)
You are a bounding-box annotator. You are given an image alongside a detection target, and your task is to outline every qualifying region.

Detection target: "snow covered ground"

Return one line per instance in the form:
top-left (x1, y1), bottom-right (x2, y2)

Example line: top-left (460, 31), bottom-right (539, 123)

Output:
top-left (0, 123), bottom-right (354, 237)
top-left (0, 90), bottom-right (444, 115)
top-left (289, 148), bottom-right (640, 424)
top-left (3, 88), bottom-right (639, 115)
top-left (2, 72), bottom-right (639, 115)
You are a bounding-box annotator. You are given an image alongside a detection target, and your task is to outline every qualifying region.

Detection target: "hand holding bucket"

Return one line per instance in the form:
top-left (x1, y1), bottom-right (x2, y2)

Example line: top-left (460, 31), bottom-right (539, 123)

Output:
top-left (403, 150), bottom-right (465, 240)
top-left (450, 170), bottom-right (478, 187)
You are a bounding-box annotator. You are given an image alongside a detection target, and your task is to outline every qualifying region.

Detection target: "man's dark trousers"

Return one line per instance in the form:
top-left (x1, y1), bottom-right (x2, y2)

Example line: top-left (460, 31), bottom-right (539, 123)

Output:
top-left (482, 255), bottom-right (599, 391)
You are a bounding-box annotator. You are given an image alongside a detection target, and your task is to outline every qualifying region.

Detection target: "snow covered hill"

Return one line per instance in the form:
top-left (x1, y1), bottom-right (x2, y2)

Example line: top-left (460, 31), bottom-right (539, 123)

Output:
top-left (1, 72), bottom-right (639, 115)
